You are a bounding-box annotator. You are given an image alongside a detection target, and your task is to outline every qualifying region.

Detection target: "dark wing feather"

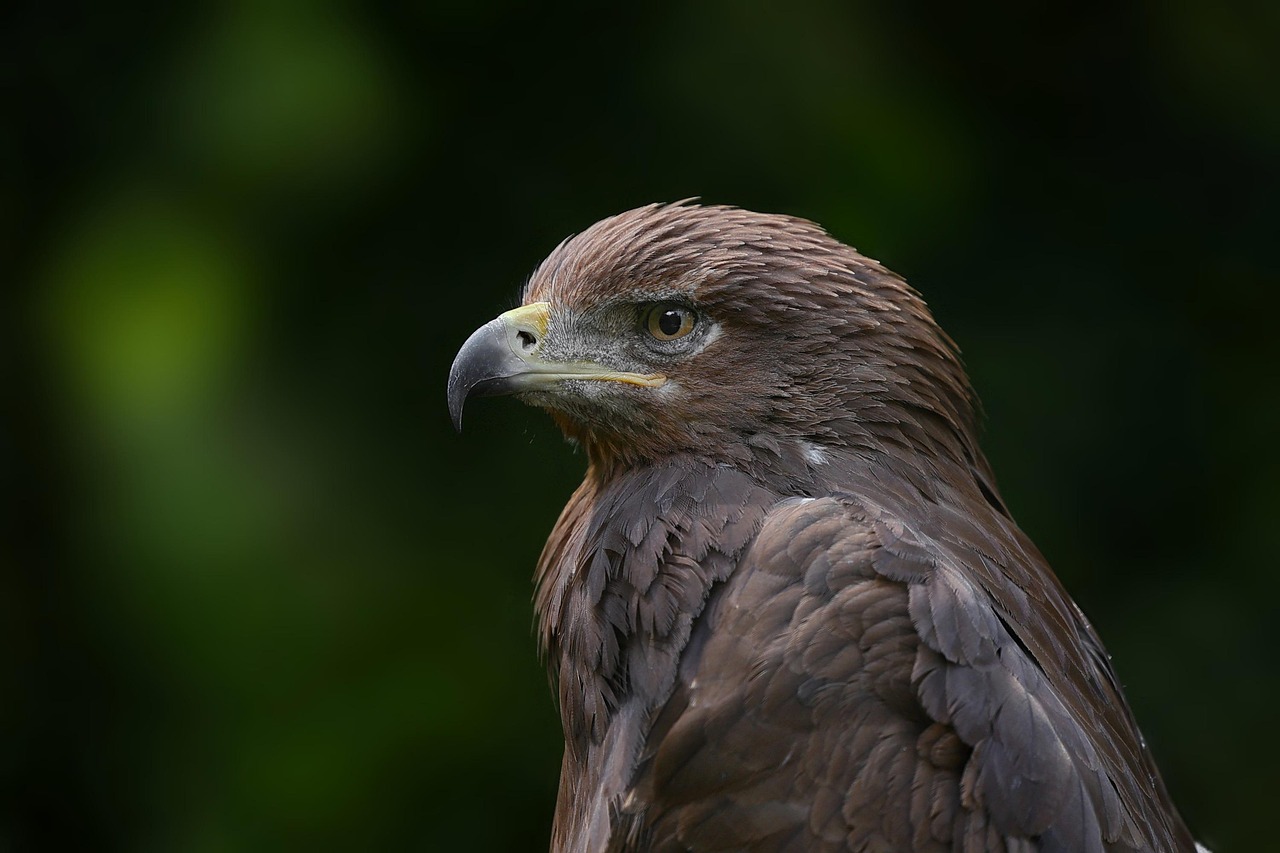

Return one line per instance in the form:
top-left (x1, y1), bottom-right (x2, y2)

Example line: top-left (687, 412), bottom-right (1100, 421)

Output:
top-left (619, 494), bottom-right (1195, 852)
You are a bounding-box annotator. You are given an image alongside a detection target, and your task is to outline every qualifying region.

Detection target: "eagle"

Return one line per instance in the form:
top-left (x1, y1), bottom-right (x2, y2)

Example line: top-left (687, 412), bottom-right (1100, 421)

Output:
top-left (447, 203), bottom-right (1203, 852)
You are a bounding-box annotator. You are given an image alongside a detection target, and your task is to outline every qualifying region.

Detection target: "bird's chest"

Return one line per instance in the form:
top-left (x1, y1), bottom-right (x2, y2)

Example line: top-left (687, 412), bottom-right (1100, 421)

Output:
top-left (536, 463), bottom-right (776, 757)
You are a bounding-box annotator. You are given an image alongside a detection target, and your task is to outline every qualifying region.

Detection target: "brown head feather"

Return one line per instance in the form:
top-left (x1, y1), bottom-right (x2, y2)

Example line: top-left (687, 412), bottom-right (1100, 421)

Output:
top-left (524, 202), bottom-right (985, 490)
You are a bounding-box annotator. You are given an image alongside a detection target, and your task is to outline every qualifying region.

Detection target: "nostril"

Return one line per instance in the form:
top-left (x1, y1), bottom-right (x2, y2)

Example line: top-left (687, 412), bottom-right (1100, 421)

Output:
top-left (516, 330), bottom-right (538, 352)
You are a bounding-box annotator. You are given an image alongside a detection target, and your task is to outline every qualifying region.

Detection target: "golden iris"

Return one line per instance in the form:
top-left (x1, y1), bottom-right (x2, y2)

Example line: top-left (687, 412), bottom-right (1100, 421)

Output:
top-left (646, 304), bottom-right (696, 341)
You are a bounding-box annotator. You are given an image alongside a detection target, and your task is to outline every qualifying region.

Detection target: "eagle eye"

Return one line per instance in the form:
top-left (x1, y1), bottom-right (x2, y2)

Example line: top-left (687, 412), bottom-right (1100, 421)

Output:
top-left (646, 304), bottom-right (696, 341)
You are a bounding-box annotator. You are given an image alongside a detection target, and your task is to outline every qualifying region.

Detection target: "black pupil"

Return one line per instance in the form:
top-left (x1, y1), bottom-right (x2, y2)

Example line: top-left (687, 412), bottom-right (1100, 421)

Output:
top-left (658, 309), bottom-right (684, 336)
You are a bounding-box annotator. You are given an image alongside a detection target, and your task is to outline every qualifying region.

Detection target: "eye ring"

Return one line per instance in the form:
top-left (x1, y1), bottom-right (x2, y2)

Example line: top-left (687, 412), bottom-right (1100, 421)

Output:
top-left (646, 304), bottom-right (697, 341)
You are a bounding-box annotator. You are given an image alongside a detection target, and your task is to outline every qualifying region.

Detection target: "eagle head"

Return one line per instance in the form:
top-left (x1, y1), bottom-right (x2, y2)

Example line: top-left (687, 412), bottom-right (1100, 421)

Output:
top-left (448, 202), bottom-right (978, 475)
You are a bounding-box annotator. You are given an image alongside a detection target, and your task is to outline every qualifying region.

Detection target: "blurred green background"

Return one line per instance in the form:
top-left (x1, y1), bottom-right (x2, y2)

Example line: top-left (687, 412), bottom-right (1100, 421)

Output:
top-left (6, 1), bottom-right (1277, 850)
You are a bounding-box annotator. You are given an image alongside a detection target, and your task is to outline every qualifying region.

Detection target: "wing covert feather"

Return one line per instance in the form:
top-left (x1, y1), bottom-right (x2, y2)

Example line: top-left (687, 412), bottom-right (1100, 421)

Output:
top-left (621, 495), bottom-right (1194, 852)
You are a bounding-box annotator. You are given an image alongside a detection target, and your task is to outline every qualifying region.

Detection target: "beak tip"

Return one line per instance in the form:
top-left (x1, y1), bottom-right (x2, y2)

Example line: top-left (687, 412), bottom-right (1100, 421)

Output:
top-left (447, 316), bottom-right (507, 433)
top-left (446, 375), bottom-right (468, 433)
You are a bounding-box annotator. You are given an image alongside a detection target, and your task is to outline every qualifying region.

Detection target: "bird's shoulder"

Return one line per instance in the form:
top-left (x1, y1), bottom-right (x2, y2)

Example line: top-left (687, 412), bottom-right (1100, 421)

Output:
top-left (620, 490), bottom-right (1194, 852)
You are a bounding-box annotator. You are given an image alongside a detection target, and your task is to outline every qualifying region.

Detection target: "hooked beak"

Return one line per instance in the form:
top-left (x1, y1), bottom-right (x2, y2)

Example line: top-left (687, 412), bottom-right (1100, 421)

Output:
top-left (447, 302), bottom-right (665, 431)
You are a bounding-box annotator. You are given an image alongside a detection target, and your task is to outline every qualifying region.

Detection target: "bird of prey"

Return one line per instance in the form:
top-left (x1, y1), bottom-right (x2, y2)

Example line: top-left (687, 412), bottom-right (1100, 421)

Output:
top-left (447, 203), bottom-right (1203, 852)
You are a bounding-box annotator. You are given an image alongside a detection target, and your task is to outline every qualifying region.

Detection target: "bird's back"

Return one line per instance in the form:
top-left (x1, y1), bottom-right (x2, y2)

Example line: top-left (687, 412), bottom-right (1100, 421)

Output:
top-left (542, 455), bottom-right (1197, 852)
